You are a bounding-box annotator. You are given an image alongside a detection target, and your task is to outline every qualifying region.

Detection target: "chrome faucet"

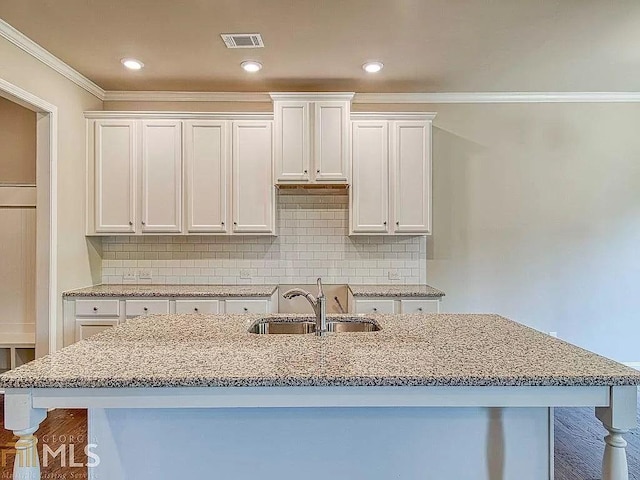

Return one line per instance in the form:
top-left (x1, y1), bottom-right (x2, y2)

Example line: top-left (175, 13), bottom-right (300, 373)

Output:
top-left (283, 278), bottom-right (327, 336)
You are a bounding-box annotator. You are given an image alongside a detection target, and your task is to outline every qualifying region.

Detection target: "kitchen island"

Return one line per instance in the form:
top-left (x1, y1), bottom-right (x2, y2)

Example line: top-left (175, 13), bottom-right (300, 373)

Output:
top-left (2, 313), bottom-right (639, 479)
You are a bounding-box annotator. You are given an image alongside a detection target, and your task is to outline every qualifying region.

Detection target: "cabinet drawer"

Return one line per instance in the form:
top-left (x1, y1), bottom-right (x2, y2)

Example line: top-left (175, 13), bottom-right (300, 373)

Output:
top-left (354, 299), bottom-right (395, 314)
top-left (401, 299), bottom-right (440, 314)
top-left (175, 300), bottom-right (220, 314)
top-left (125, 299), bottom-right (170, 317)
top-left (75, 319), bottom-right (119, 341)
top-left (224, 299), bottom-right (269, 314)
top-left (75, 299), bottom-right (120, 317)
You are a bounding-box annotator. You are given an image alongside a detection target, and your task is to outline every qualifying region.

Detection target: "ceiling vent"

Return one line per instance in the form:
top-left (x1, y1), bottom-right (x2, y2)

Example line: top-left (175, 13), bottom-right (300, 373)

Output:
top-left (220, 33), bottom-right (264, 48)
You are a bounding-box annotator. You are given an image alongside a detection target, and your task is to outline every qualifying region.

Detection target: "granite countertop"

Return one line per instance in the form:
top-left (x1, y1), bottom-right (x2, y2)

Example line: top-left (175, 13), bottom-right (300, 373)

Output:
top-left (63, 284), bottom-right (278, 298)
top-left (349, 284), bottom-right (445, 298)
top-left (2, 313), bottom-right (639, 389)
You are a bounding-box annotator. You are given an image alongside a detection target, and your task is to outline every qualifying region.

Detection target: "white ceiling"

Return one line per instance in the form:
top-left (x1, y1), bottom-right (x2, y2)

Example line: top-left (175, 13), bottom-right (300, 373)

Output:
top-left (1, 0), bottom-right (639, 92)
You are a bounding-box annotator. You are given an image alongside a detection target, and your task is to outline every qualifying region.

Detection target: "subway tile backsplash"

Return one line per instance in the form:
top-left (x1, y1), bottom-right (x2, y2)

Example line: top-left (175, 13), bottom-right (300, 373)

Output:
top-left (101, 192), bottom-right (426, 285)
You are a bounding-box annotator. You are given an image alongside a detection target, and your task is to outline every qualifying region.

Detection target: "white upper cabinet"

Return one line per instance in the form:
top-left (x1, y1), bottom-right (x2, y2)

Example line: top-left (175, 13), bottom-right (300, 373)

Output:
top-left (184, 120), bottom-right (229, 233)
top-left (93, 120), bottom-right (136, 233)
top-left (272, 93), bottom-right (353, 184)
top-left (391, 121), bottom-right (432, 234)
top-left (350, 113), bottom-right (435, 236)
top-left (274, 102), bottom-right (310, 182)
top-left (140, 120), bottom-right (183, 233)
top-left (232, 121), bottom-right (275, 234)
top-left (351, 121), bottom-right (389, 233)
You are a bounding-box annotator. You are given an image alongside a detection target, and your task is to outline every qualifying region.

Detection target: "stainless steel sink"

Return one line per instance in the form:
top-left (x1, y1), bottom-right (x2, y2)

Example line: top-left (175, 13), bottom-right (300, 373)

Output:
top-left (249, 317), bottom-right (381, 335)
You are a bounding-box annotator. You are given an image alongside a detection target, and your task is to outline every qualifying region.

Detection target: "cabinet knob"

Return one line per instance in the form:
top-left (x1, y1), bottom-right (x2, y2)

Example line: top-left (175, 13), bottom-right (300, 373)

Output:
top-left (373, 307), bottom-right (378, 312)
top-left (304, 170), bottom-right (308, 174)
top-left (383, 221), bottom-right (387, 226)
top-left (316, 169), bottom-right (320, 173)
top-left (243, 307), bottom-right (248, 312)
top-left (418, 307), bottom-right (423, 312)
top-left (221, 222), bottom-right (225, 226)
top-left (93, 307), bottom-right (98, 312)
top-left (396, 221), bottom-right (400, 226)
top-left (129, 221), bottom-right (133, 226)
top-left (234, 222), bottom-right (237, 225)
top-left (141, 221), bottom-right (146, 226)
top-left (194, 307), bottom-right (199, 312)
top-left (143, 307), bottom-right (148, 312)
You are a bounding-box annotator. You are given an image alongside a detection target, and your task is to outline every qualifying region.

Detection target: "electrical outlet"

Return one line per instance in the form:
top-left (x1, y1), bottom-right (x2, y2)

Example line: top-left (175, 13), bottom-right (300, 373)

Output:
top-left (122, 271), bottom-right (137, 284)
top-left (240, 269), bottom-right (251, 279)
top-left (138, 269), bottom-right (152, 281)
top-left (549, 331), bottom-right (558, 338)
top-left (388, 270), bottom-right (401, 281)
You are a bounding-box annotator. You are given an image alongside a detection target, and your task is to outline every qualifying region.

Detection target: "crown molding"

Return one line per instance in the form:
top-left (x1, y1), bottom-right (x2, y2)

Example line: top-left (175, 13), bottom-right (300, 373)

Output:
top-left (103, 91), bottom-right (272, 103)
top-left (102, 90), bottom-right (640, 104)
top-left (353, 92), bottom-right (640, 103)
top-left (269, 92), bottom-right (355, 102)
top-left (84, 111), bottom-right (273, 120)
top-left (0, 19), bottom-right (105, 100)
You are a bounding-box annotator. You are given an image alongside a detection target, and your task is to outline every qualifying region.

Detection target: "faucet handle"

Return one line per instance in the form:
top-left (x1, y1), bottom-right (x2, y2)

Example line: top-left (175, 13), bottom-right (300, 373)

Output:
top-left (316, 277), bottom-right (324, 298)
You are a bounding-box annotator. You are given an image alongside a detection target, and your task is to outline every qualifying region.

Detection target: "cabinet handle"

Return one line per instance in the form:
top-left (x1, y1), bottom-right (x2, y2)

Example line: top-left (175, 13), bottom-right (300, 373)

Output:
top-left (194, 308), bottom-right (199, 312)
top-left (93, 307), bottom-right (98, 312)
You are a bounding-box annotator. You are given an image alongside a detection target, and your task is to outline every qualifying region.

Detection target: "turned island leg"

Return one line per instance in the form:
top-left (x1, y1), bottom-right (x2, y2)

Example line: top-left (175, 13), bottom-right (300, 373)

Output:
top-left (3, 391), bottom-right (47, 480)
top-left (596, 386), bottom-right (637, 480)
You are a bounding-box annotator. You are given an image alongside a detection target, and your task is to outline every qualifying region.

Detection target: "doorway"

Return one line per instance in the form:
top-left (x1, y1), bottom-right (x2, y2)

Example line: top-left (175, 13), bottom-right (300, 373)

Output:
top-left (0, 77), bottom-right (57, 357)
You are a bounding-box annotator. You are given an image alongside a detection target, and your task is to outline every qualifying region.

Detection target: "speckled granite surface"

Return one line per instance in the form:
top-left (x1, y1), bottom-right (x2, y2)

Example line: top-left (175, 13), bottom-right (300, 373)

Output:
top-left (349, 284), bottom-right (445, 298)
top-left (2, 313), bottom-right (639, 389)
top-left (63, 284), bottom-right (278, 298)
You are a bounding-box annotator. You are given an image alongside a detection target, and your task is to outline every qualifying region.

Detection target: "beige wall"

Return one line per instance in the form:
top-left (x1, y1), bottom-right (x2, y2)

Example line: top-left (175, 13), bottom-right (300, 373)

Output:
top-left (0, 37), bottom-right (103, 349)
top-left (0, 95), bottom-right (36, 183)
top-left (420, 103), bottom-right (638, 362)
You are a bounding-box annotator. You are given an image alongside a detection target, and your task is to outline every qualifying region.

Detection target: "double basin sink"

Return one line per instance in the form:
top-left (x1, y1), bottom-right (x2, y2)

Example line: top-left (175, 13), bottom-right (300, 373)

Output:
top-left (249, 317), bottom-right (381, 335)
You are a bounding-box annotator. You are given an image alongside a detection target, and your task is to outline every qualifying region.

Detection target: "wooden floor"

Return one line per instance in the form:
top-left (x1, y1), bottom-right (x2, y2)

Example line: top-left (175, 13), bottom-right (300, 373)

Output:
top-left (0, 397), bottom-right (638, 479)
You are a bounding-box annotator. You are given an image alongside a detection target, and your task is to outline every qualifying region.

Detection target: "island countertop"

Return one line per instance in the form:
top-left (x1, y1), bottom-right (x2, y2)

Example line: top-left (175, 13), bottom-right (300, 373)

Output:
top-left (2, 313), bottom-right (639, 389)
top-left (63, 284), bottom-right (278, 297)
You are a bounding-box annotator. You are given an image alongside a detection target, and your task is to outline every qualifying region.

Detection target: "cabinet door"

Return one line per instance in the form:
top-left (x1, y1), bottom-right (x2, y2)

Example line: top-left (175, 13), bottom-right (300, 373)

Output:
top-left (184, 121), bottom-right (229, 233)
top-left (392, 121), bottom-right (431, 234)
top-left (354, 299), bottom-right (395, 314)
top-left (314, 101), bottom-right (349, 182)
top-left (141, 120), bottom-right (183, 233)
top-left (274, 102), bottom-right (310, 182)
top-left (93, 120), bottom-right (136, 233)
top-left (350, 121), bottom-right (389, 233)
top-left (224, 299), bottom-right (269, 314)
top-left (232, 121), bottom-right (275, 234)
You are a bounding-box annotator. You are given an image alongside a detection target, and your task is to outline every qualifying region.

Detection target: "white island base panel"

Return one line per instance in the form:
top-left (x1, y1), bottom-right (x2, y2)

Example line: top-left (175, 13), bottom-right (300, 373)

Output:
top-left (4, 386), bottom-right (637, 480)
top-left (89, 406), bottom-right (551, 480)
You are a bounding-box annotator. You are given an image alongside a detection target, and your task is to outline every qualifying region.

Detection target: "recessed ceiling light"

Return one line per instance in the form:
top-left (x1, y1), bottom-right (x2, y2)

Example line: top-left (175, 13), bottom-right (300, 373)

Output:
top-left (241, 60), bottom-right (263, 73)
top-left (362, 61), bottom-right (383, 73)
top-left (121, 58), bottom-right (144, 70)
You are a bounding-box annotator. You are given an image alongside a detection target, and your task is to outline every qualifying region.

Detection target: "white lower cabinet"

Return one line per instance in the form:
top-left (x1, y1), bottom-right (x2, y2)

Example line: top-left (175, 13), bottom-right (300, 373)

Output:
top-left (175, 300), bottom-right (220, 314)
top-left (65, 295), bottom-right (276, 344)
top-left (224, 299), bottom-right (270, 314)
top-left (351, 297), bottom-right (441, 314)
top-left (125, 299), bottom-right (171, 317)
